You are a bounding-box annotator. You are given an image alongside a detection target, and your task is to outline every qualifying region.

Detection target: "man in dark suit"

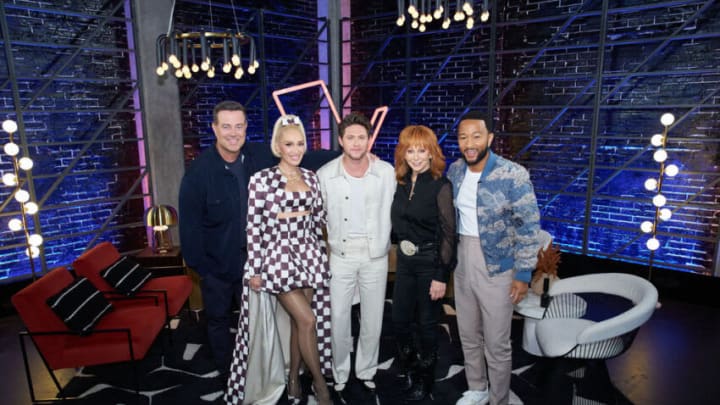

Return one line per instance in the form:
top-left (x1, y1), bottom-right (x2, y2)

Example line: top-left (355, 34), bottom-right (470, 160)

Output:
top-left (179, 100), bottom-right (273, 376)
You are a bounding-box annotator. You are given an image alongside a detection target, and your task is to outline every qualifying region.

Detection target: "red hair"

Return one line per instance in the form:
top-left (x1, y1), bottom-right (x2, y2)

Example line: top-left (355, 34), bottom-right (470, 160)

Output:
top-left (394, 125), bottom-right (446, 185)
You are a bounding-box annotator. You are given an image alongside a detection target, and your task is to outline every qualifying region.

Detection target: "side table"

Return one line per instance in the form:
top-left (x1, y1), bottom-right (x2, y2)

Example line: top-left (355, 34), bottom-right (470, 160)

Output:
top-left (134, 247), bottom-right (203, 314)
top-left (134, 247), bottom-right (184, 277)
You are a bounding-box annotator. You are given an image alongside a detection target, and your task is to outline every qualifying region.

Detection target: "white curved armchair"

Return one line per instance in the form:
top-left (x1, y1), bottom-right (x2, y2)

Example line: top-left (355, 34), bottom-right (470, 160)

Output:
top-left (534, 273), bottom-right (658, 359)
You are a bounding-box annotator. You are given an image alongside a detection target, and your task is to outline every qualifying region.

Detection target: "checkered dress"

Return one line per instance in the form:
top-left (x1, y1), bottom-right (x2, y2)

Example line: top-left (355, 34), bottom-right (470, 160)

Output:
top-left (226, 166), bottom-right (332, 404)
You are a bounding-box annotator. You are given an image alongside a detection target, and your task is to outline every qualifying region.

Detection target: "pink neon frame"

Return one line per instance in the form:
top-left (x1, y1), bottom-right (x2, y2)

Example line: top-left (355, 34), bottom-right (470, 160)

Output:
top-left (272, 80), bottom-right (388, 151)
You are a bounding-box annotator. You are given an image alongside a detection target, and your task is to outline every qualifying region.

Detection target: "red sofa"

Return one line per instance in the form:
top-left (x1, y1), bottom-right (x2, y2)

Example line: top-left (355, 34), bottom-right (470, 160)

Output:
top-left (12, 266), bottom-right (168, 401)
top-left (72, 241), bottom-right (192, 318)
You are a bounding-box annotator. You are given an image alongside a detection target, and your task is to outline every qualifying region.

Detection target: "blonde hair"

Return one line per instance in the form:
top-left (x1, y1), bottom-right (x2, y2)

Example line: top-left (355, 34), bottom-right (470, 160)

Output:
top-left (270, 114), bottom-right (306, 158)
top-left (394, 125), bottom-right (446, 185)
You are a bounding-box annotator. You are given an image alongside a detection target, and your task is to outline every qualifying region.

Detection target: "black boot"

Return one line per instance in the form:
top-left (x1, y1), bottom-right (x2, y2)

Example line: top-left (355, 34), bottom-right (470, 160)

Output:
top-left (396, 343), bottom-right (416, 391)
top-left (405, 351), bottom-right (437, 401)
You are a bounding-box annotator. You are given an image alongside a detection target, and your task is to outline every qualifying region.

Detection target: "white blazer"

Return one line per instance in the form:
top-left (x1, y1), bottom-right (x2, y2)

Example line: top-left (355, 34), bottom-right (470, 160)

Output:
top-left (316, 155), bottom-right (396, 259)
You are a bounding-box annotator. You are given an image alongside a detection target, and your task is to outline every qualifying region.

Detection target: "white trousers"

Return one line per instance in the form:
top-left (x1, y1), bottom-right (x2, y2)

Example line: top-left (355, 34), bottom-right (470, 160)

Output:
top-left (329, 238), bottom-right (388, 384)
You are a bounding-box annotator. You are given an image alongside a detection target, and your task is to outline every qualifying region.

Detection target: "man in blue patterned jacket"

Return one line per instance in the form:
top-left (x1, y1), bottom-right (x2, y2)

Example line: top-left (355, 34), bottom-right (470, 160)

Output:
top-left (448, 111), bottom-right (541, 405)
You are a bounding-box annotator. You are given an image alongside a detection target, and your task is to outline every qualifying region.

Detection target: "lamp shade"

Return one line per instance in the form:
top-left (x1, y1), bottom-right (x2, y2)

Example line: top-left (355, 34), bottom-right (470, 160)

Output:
top-left (145, 205), bottom-right (178, 229)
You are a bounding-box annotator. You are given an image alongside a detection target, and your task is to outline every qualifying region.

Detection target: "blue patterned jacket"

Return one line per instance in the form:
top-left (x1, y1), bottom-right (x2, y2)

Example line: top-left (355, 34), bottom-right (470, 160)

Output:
top-left (447, 151), bottom-right (541, 283)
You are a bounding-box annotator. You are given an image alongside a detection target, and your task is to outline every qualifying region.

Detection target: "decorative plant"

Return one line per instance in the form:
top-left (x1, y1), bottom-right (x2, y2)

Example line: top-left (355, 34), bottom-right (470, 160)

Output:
top-left (531, 243), bottom-right (561, 295)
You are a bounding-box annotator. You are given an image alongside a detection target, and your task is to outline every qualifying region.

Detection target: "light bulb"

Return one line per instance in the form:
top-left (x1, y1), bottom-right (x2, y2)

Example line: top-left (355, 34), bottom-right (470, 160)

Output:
top-left (660, 113), bottom-right (675, 126)
top-left (454, 11), bottom-right (465, 21)
top-left (201, 60), bottom-right (209, 71)
top-left (433, 8), bottom-right (443, 19)
top-left (25, 245), bottom-right (40, 258)
top-left (24, 201), bottom-right (38, 215)
top-left (463, 2), bottom-right (474, 15)
top-left (442, 18), bottom-right (451, 29)
top-left (182, 65), bottom-right (190, 75)
top-left (232, 54), bottom-right (241, 66)
top-left (652, 194), bottom-right (666, 207)
top-left (665, 164), bottom-right (679, 177)
top-left (234, 67), bottom-right (244, 80)
top-left (191, 63), bottom-right (200, 73)
top-left (481, 9), bottom-right (490, 22)
top-left (183, 70), bottom-right (192, 79)
top-left (168, 54), bottom-right (179, 66)
top-left (18, 157), bottom-right (33, 170)
top-left (253, 60), bottom-right (259, 69)
top-left (4, 142), bottom-right (19, 156)
top-left (644, 178), bottom-right (657, 191)
top-left (2, 119), bottom-right (18, 133)
top-left (646, 237), bottom-right (660, 251)
top-left (207, 68), bottom-right (215, 78)
top-left (653, 149), bottom-right (668, 163)
top-left (156, 66), bottom-right (165, 76)
top-left (28, 233), bottom-right (43, 247)
top-left (222, 62), bottom-right (232, 74)
top-left (15, 189), bottom-right (29, 203)
top-left (640, 221), bottom-right (654, 233)
top-left (8, 218), bottom-right (22, 231)
top-left (161, 61), bottom-right (169, 71)
top-left (650, 134), bottom-right (664, 147)
top-left (174, 68), bottom-right (183, 78)
top-left (408, 5), bottom-right (418, 18)
top-left (419, 23), bottom-right (426, 32)
top-left (411, 19), bottom-right (419, 29)
top-left (659, 208), bottom-right (672, 221)
top-left (466, 17), bottom-right (474, 29)
top-left (2, 172), bottom-right (17, 186)
top-left (248, 64), bottom-right (256, 75)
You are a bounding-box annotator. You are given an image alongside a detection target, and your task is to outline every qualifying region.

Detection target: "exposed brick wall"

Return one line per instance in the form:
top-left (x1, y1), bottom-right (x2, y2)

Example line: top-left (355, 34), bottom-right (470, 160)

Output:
top-left (175, 0), bottom-right (322, 156)
top-left (350, 0), bottom-right (720, 275)
top-left (0, 1), bottom-right (144, 280)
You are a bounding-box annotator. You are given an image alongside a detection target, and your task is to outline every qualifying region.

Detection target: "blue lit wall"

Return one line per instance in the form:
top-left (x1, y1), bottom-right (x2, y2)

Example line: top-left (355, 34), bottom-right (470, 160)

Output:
top-left (1, 0), bottom-right (718, 282)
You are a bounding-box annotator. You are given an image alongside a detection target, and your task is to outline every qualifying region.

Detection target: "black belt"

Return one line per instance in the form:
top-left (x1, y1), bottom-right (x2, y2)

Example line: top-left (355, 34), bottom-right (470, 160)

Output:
top-left (398, 240), bottom-right (436, 256)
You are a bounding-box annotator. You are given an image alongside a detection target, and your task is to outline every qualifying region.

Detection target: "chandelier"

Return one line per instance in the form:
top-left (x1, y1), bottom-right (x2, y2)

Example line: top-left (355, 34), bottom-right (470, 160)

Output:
top-left (396, 0), bottom-right (490, 32)
top-left (155, 0), bottom-right (259, 80)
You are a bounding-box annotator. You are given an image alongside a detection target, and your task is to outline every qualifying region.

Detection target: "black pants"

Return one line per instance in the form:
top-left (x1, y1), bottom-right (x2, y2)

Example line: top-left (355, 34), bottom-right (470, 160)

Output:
top-left (201, 272), bottom-right (244, 373)
top-left (392, 250), bottom-right (442, 354)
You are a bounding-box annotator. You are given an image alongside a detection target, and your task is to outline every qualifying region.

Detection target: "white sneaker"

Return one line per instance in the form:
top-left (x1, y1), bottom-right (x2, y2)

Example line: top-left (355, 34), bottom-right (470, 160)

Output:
top-left (456, 389), bottom-right (490, 405)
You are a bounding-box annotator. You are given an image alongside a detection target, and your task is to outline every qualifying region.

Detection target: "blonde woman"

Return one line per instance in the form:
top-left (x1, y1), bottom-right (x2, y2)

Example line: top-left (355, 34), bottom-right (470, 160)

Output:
top-left (226, 115), bottom-right (332, 405)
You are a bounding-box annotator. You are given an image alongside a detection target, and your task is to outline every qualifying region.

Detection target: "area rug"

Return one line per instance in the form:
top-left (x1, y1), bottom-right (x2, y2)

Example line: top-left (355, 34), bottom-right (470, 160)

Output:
top-left (54, 299), bottom-right (630, 405)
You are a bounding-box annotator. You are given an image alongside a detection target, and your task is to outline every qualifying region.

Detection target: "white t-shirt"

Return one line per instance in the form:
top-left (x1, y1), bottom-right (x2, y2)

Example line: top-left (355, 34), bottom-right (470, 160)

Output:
top-left (344, 169), bottom-right (368, 237)
top-left (457, 168), bottom-right (482, 236)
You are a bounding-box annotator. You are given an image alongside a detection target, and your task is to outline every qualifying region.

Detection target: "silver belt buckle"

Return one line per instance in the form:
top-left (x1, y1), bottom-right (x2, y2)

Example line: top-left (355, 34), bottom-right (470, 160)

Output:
top-left (399, 240), bottom-right (417, 256)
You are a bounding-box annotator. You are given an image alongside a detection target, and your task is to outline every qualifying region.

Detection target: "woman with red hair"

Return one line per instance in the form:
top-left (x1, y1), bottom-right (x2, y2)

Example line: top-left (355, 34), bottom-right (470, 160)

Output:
top-left (391, 125), bottom-right (457, 401)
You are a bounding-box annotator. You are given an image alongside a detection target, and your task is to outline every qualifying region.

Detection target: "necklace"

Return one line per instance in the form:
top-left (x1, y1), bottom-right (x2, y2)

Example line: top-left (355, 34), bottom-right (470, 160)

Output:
top-left (280, 167), bottom-right (302, 182)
